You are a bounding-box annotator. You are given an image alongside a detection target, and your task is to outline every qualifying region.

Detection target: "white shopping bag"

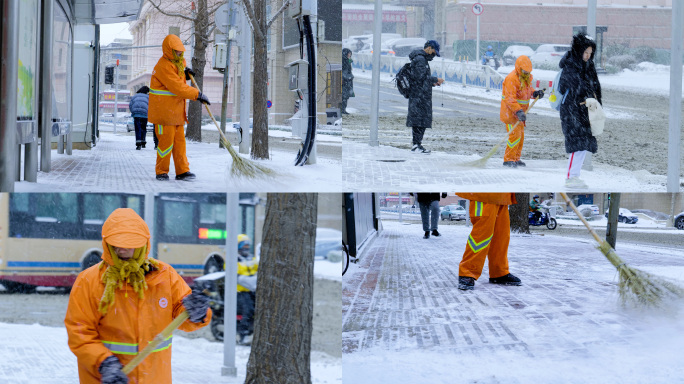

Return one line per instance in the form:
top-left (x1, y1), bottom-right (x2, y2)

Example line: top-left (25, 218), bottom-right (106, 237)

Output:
top-left (585, 98), bottom-right (605, 136)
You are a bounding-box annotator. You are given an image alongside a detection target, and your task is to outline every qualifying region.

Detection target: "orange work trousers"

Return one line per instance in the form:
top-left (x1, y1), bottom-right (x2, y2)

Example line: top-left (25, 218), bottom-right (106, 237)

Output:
top-left (155, 124), bottom-right (190, 176)
top-left (459, 201), bottom-right (511, 280)
top-left (503, 122), bottom-right (525, 162)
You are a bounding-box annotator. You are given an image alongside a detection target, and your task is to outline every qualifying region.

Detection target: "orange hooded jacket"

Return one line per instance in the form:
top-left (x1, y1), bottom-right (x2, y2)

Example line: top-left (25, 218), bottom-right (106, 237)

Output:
top-left (456, 193), bottom-right (516, 206)
top-left (65, 208), bottom-right (210, 384)
top-left (500, 55), bottom-right (535, 124)
top-left (148, 35), bottom-right (200, 126)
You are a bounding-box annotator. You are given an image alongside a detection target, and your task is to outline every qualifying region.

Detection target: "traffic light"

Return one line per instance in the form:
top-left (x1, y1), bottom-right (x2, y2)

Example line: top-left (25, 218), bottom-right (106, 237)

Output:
top-left (105, 66), bottom-right (114, 84)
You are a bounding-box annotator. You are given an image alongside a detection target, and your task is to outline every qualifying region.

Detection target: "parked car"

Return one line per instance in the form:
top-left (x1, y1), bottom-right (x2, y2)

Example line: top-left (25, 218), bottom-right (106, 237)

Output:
top-left (388, 37), bottom-right (427, 57)
top-left (674, 211), bottom-right (684, 230)
top-left (126, 118), bottom-right (154, 133)
top-left (343, 34), bottom-right (373, 52)
top-left (604, 208), bottom-right (639, 224)
top-left (576, 204), bottom-right (600, 217)
top-left (530, 44), bottom-right (571, 66)
top-left (502, 45), bottom-right (535, 66)
top-left (315, 228), bottom-right (342, 258)
top-left (440, 205), bottom-right (466, 221)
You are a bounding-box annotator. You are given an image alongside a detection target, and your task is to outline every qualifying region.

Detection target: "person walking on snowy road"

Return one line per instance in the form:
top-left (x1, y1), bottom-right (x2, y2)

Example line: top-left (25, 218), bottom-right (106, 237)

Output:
top-left (406, 40), bottom-right (444, 154)
top-left (456, 193), bottom-right (522, 290)
top-left (559, 32), bottom-right (602, 190)
top-left (129, 86), bottom-right (150, 150)
top-left (65, 208), bottom-right (211, 384)
top-left (412, 193), bottom-right (447, 239)
top-left (500, 55), bottom-right (544, 168)
top-left (341, 48), bottom-right (354, 115)
top-left (148, 34), bottom-right (211, 182)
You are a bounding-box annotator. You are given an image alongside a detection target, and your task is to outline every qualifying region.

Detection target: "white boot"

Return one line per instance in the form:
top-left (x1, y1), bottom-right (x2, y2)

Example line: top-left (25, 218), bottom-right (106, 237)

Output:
top-left (565, 177), bottom-right (588, 189)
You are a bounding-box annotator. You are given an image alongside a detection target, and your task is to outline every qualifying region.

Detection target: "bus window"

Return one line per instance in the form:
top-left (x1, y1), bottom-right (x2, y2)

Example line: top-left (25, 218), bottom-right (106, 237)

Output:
top-left (35, 193), bottom-right (78, 224)
top-left (162, 201), bottom-right (195, 241)
top-left (126, 195), bottom-right (144, 215)
top-left (200, 202), bottom-right (226, 225)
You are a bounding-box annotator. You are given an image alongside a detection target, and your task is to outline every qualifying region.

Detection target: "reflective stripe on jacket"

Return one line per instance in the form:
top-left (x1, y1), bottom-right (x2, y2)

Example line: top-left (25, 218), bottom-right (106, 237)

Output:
top-left (500, 55), bottom-right (535, 124)
top-left (456, 193), bottom-right (516, 206)
top-left (148, 35), bottom-right (200, 126)
top-left (65, 259), bottom-right (211, 384)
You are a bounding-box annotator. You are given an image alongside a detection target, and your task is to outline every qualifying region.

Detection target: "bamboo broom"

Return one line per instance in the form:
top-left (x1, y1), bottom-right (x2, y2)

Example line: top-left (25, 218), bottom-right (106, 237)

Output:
top-left (461, 93), bottom-right (541, 168)
top-left (122, 311), bottom-right (189, 374)
top-left (189, 74), bottom-right (274, 179)
top-left (559, 192), bottom-right (684, 307)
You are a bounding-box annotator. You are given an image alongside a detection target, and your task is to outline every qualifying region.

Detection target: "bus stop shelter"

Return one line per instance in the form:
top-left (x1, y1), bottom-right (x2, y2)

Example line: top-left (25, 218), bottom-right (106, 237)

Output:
top-left (1, 0), bottom-right (142, 192)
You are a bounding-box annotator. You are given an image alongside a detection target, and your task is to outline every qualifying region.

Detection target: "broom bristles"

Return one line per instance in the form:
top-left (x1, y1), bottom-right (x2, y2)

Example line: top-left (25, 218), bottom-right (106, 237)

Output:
top-left (222, 138), bottom-right (275, 179)
top-left (461, 143), bottom-right (501, 167)
top-left (598, 241), bottom-right (684, 307)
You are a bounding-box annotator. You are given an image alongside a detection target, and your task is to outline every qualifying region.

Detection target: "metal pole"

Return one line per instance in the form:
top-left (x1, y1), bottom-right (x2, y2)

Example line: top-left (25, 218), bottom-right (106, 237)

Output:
top-left (114, 62), bottom-right (119, 134)
top-left (92, 25), bottom-right (100, 147)
top-left (368, 0), bottom-right (382, 147)
top-left (239, 7), bottom-right (251, 154)
top-left (219, 1), bottom-right (234, 149)
top-left (476, 15), bottom-right (479, 65)
top-left (307, 1), bottom-right (318, 165)
top-left (222, 192), bottom-right (238, 377)
top-left (1, 0), bottom-right (19, 192)
top-left (398, 192), bottom-right (403, 223)
top-left (40, 0), bottom-right (54, 171)
top-left (144, 193), bottom-right (155, 259)
top-left (668, 2), bottom-right (683, 192)
top-left (606, 193), bottom-right (620, 249)
top-left (583, 0), bottom-right (597, 171)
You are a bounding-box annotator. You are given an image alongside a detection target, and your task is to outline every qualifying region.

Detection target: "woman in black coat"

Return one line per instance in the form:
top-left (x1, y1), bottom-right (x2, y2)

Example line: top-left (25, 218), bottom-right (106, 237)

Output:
top-left (341, 48), bottom-right (354, 114)
top-left (558, 33), bottom-right (602, 189)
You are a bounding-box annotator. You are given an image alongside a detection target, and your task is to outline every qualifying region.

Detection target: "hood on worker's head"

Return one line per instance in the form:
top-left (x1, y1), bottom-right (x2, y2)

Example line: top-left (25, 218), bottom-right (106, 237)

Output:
top-left (101, 208), bottom-right (151, 265)
top-left (162, 34), bottom-right (186, 61)
top-left (515, 55), bottom-right (532, 75)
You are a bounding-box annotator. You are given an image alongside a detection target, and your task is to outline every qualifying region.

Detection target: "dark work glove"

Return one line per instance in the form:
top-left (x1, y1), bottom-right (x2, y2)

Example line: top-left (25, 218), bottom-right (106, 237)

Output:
top-left (184, 67), bottom-right (195, 81)
top-left (532, 89), bottom-right (544, 99)
top-left (182, 289), bottom-right (210, 323)
top-left (515, 110), bottom-right (526, 122)
top-left (441, 193), bottom-right (447, 198)
top-left (99, 356), bottom-right (128, 384)
top-left (197, 92), bottom-right (211, 105)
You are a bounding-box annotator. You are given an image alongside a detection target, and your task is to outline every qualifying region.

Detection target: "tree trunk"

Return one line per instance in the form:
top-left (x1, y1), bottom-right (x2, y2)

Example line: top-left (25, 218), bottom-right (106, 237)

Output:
top-left (186, 0), bottom-right (209, 142)
top-left (510, 193), bottom-right (530, 234)
top-left (245, 193), bottom-right (317, 384)
top-left (250, 0), bottom-right (269, 159)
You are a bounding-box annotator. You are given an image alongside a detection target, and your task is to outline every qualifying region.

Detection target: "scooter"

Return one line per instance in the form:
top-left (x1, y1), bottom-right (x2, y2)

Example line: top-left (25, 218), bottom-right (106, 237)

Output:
top-left (482, 54), bottom-right (500, 70)
top-left (528, 210), bottom-right (557, 230)
top-left (193, 272), bottom-right (255, 343)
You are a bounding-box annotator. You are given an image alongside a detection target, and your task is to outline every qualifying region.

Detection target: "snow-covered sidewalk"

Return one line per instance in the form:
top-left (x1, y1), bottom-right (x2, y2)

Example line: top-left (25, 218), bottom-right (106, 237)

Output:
top-left (0, 322), bottom-right (341, 384)
top-left (15, 128), bottom-right (341, 193)
top-left (343, 220), bottom-right (684, 383)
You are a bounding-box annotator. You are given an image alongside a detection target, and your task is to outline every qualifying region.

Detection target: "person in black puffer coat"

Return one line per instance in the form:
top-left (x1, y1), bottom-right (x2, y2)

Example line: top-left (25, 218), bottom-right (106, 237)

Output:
top-left (558, 33), bottom-right (602, 189)
top-left (341, 48), bottom-right (354, 115)
top-left (406, 40), bottom-right (444, 154)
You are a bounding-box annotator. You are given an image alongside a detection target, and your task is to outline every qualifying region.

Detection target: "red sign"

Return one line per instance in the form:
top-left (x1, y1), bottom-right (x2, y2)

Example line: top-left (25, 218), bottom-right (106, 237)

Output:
top-left (472, 3), bottom-right (483, 16)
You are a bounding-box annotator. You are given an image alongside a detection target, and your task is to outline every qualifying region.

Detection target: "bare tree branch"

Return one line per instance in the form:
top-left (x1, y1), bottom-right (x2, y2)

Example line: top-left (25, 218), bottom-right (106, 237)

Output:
top-left (207, 2), bottom-right (224, 16)
top-left (236, 0), bottom-right (266, 41)
top-left (147, 0), bottom-right (196, 22)
top-left (266, 0), bottom-right (291, 30)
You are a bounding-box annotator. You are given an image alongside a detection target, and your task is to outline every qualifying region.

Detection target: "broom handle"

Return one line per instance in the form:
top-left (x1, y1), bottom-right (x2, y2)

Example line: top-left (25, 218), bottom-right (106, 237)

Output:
top-left (188, 74), bottom-right (232, 146)
top-left (122, 311), bottom-right (189, 374)
top-left (559, 192), bottom-right (603, 244)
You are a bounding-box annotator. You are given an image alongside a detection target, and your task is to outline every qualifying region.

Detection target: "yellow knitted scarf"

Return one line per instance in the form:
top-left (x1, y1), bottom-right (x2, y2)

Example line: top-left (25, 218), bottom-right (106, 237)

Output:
top-left (519, 72), bottom-right (531, 89)
top-left (171, 51), bottom-right (185, 78)
top-left (98, 246), bottom-right (159, 315)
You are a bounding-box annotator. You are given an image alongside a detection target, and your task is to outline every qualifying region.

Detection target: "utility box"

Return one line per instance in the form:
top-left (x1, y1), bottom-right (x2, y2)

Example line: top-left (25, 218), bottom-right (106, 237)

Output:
top-left (287, 0), bottom-right (312, 18)
top-left (286, 59), bottom-right (308, 91)
top-left (213, 43), bottom-right (227, 70)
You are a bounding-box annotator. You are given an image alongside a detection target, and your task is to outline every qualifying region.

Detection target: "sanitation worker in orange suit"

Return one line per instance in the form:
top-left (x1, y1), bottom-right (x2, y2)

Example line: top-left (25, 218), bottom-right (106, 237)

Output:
top-left (456, 193), bottom-right (522, 290)
top-left (65, 208), bottom-right (211, 384)
top-left (500, 55), bottom-right (544, 168)
top-left (148, 34), bottom-right (211, 181)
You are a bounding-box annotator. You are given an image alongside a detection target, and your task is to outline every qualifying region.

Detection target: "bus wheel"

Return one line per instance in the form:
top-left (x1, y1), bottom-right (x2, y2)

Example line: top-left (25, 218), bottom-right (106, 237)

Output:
top-left (204, 256), bottom-right (224, 275)
top-left (82, 253), bottom-right (101, 270)
top-left (2, 281), bottom-right (36, 294)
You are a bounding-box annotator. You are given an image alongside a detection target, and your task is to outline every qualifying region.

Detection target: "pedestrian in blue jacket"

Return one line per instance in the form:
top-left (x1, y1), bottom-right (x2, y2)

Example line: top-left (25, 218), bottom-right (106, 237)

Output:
top-left (129, 86), bottom-right (151, 150)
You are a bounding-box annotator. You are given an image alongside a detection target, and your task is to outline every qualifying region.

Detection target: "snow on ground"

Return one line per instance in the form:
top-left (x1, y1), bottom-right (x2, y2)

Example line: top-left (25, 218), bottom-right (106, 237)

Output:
top-left (15, 129), bottom-right (341, 193)
top-left (343, 220), bottom-right (684, 384)
top-left (0, 322), bottom-right (341, 384)
top-left (315, 258), bottom-right (343, 282)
